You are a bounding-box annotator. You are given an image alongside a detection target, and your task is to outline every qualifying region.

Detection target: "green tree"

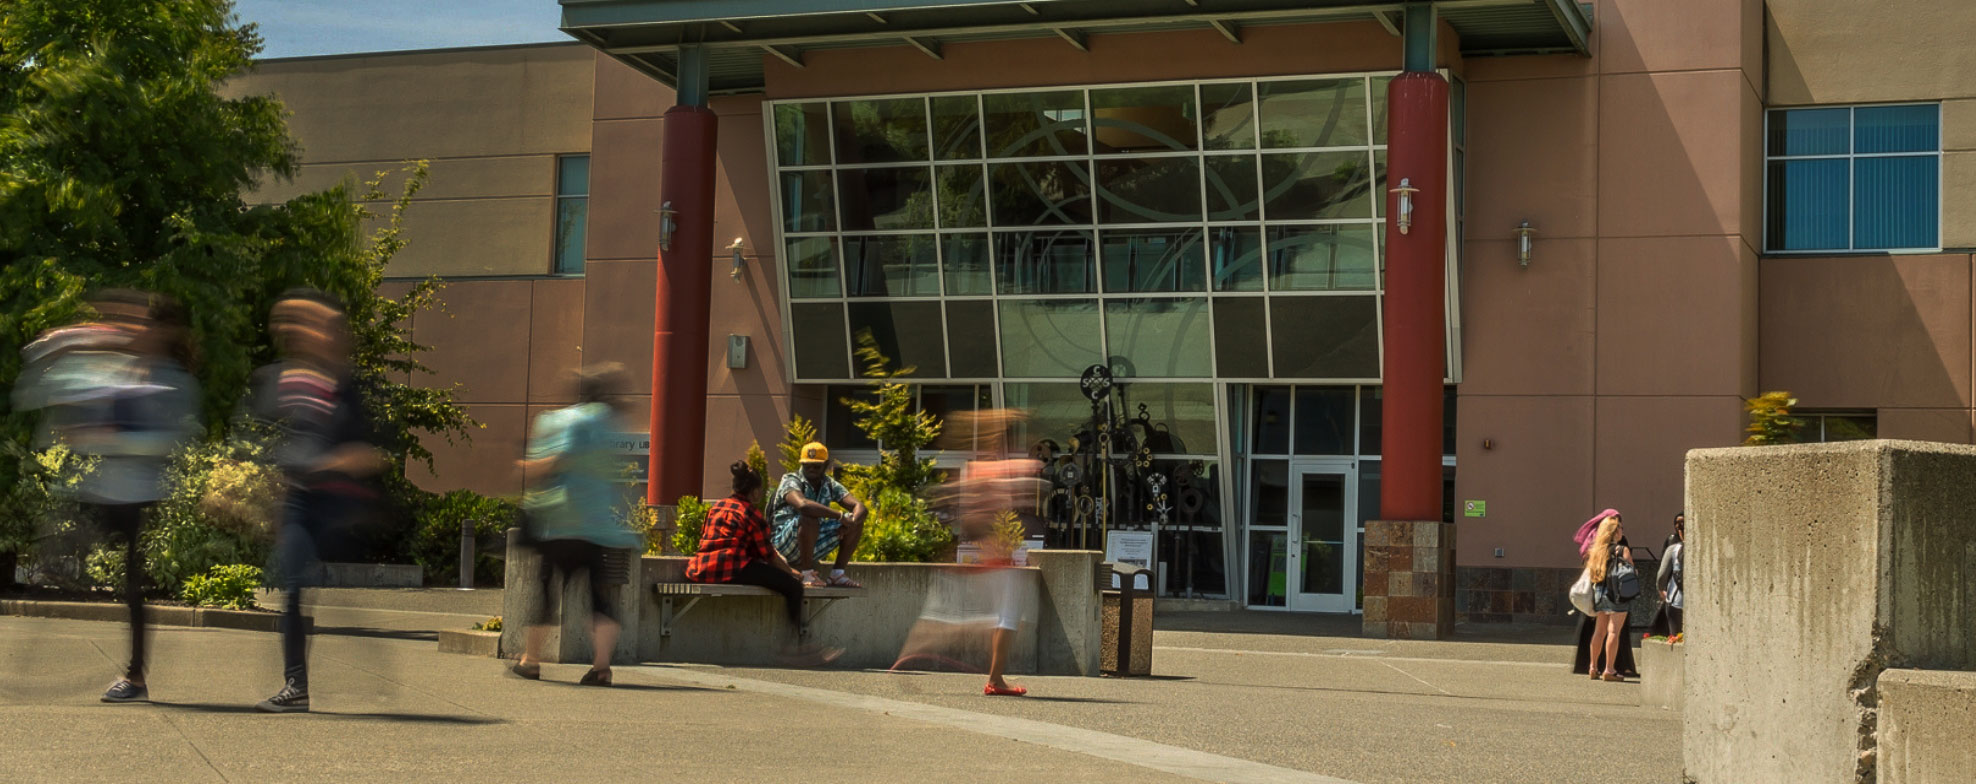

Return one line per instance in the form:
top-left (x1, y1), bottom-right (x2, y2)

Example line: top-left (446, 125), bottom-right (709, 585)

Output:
top-left (0, 0), bottom-right (473, 567)
top-left (839, 331), bottom-right (942, 498)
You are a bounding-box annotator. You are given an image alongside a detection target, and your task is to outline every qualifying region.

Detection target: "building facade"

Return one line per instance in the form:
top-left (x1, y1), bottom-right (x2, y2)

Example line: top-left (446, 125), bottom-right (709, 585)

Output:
top-left (233, 0), bottom-right (1976, 620)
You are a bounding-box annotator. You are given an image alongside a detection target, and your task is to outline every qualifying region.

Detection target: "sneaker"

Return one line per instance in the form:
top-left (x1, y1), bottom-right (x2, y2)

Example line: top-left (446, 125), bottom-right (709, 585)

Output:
top-left (101, 679), bottom-right (148, 703)
top-left (254, 683), bottom-right (310, 713)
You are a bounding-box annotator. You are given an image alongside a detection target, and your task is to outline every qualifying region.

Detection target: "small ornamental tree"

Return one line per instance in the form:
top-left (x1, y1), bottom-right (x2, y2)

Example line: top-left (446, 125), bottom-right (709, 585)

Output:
top-left (1744, 391), bottom-right (1804, 446)
top-left (840, 331), bottom-right (942, 498)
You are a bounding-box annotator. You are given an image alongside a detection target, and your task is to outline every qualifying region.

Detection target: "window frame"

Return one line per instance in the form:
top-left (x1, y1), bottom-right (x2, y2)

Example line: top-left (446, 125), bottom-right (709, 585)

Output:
top-left (554, 153), bottom-right (591, 275)
top-left (1762, 103), bottom-right (1942, 255)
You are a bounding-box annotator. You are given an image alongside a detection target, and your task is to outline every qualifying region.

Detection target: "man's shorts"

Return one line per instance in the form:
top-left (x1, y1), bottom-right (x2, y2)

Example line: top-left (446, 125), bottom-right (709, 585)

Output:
top-left (773, 516), bottom-right (843, 566)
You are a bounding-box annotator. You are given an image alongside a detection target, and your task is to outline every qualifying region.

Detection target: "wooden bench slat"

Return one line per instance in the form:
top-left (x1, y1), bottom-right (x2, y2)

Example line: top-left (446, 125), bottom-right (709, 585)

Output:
top-left (652, 582), bottom-right (865, 598)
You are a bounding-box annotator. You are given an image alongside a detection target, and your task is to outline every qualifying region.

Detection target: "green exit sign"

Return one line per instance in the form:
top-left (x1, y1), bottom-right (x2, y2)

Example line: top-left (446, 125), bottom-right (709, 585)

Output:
top-left (1463, 500), bottom-right (1487, 518)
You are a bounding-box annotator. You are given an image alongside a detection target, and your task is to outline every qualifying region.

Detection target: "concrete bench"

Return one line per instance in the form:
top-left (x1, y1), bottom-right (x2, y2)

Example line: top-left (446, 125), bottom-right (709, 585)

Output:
top-left (651, 581), bottom-right (864, 641)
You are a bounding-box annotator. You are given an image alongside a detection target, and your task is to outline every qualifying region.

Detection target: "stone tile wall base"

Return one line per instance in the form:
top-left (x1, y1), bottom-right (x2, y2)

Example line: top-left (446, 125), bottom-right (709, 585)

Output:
top-left (1362, 520), bottom-right (1455, 640)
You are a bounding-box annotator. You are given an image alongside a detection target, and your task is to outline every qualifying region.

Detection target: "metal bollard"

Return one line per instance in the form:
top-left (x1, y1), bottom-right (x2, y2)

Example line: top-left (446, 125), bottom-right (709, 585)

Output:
top-left (459, 518), bottom-right (476, 590)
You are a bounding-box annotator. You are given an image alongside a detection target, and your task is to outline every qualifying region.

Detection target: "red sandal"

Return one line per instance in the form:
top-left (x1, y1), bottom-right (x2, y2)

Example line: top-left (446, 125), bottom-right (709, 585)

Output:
top-left (983, 683), bottom-right (1028, 697)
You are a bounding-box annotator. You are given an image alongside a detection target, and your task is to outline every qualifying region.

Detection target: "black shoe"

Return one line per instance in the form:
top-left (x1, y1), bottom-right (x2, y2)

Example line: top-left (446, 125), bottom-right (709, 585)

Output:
top-left (101, 679), bottom-right (148, 703)
top-left (255, 683), bottom-right (310, 713)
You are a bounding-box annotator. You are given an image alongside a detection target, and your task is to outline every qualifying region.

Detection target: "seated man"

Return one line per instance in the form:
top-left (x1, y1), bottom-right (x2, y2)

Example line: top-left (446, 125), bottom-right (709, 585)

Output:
top-left (769, 442), bottom-right (868, 588)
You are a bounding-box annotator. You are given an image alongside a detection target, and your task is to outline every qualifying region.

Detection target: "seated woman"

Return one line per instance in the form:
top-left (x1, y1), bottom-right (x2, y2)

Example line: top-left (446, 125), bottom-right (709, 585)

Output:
top-left (685, 461), bottom-right (840, 665)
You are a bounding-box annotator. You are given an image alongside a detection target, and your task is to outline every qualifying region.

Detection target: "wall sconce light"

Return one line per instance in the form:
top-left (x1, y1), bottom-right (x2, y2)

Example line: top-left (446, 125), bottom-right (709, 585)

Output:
top-left (1390, 177), bottom-right (1418, 235)
top-left (657, 201), bottom-right (678, 251)
top-left (1513, 220), bottom-right (1537, 268)
top-left (727, 237), bottom-right (746, 280)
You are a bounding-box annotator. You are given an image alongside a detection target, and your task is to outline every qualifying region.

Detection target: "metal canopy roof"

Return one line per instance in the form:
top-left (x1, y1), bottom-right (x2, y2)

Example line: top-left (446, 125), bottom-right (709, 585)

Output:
top-left (559, 0), bottom-right (1593, 93)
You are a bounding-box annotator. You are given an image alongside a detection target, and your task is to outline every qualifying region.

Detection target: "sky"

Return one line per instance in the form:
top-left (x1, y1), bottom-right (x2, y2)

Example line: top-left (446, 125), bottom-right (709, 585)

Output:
top-left (233, 0), bottom-right (569, 59)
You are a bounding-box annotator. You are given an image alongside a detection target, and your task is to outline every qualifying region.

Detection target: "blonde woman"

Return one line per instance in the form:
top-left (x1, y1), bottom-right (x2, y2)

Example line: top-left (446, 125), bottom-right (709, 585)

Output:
top-left (1585, 515), bottom-right (1634, 682)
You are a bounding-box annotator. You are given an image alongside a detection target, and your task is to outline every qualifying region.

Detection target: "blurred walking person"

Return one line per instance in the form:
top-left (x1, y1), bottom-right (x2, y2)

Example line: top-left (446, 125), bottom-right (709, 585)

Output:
top-left (686, 460), bottom-right (840, 665)
top-left (510, 364), bottom-right (643, 685)
top-left (250, 289), bottom-right (384, 713)
top-left (936, 409), bottom-right (1044, 696)
top-left (1651, 513), bottom-right (1685, 637)
top-left (14, 290), bottom-right (201, 703)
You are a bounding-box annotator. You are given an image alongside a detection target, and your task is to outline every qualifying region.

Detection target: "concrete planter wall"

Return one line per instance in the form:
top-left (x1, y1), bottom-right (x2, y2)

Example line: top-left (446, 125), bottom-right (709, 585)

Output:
top-left (501, 529), bottom-right (1105, 675)
top-left (1638, 640), bottom-right (1684, 711)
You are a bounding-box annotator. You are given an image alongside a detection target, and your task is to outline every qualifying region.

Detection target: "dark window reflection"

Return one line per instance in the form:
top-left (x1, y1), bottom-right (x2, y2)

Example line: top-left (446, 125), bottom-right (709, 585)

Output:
top-left (1269, 296), bottom-right (1380, 378)
top-left (1091, 85), bottom-right (1198, 153)
top-left (1258, 78), bottom-right (1369, 149)
top-left (1212, 297), bottom-right (1268, 378)
top-left (837, 166), bottom-right (933, 231)
top-left (784, 237), bottom-right (841, 299)
top-left (1251, 387), bottom-right (1291, 454)
top-left (1201, 83), bottom-right (1257, 151)
top-left (832, 97), bottom-right (928, 164)
top-left (848, 301), bottom-right (946, 377)
top-left (824, 385), bottom-right (879, 449)
top-left (936, 164), bottom-right (988, 228)
top-left (774, 102), bottom-right (831, 166)
top-left (1096, 157), bottom-right (1202, 223)
top-left (989, 161), bottom-right (1091, 226)
top-left (790, 302), bottom-right (850, 379)
top-left (941, 234), bottom-right (993, 296)
top-left (780, 171), bottom-right (836, 233)
top-left (1248, 530), bottom-right (1288, 607)
top-left (1267, 225), bottom-right (1378, 291)
top-left (1293, 387), bottom-right (1355, 455)
top-left (931, 95), bottom-right (982, 160)
top-left (944, 300), bottom-right (999, 377)
top-left (984, 91), bottom-right (1088, 158)
top-left (843, 235), bottom-right (939, 297)
top-left (1205, 155), bottom-right (1261, 221)
top-left (1261, 151), bottom-right (1375, 220)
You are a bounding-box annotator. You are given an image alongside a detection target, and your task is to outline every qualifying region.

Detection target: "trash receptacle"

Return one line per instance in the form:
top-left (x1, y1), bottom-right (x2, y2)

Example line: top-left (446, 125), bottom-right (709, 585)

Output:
top-left (1101, 563), bottom-right (1154, 676)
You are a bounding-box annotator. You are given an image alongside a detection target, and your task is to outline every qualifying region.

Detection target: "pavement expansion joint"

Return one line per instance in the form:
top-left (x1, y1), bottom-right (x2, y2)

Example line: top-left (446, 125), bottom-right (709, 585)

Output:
top-left (627, 664), bottom-right (1364, 784)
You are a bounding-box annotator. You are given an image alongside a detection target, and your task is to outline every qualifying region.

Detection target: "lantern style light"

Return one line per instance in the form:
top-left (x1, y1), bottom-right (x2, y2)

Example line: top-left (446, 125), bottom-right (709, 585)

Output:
top-left (728, 237), bottom-right (746, 280)
top-left (1390, 178), bottom-right (1419, 235)
top-left (1513, 220), bottom-right (1537, 268)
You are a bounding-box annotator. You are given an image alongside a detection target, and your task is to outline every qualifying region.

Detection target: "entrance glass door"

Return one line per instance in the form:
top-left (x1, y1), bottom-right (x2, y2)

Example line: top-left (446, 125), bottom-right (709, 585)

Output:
top-left (1289, 466), bottom-right (1356, 612)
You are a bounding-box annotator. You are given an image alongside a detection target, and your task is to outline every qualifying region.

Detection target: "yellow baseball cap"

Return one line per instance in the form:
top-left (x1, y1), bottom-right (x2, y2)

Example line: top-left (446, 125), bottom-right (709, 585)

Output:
top-left (799, 442), bottom-right (830, 464)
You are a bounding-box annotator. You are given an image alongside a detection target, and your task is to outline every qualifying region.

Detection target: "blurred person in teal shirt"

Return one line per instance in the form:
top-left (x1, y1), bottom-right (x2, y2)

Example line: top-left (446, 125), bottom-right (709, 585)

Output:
top-left (510, 363), bottom-right (640, 686)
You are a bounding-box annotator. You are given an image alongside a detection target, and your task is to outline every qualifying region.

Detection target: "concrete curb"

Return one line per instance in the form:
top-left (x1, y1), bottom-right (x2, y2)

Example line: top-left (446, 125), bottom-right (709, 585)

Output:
top-left (0, 599), bottom-right (298, 633)
top-left (438, 629), bottom-right (501, 657)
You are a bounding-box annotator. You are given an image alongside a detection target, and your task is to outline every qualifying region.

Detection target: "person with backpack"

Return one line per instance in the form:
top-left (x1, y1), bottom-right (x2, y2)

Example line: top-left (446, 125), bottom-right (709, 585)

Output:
top-left (1584, 513), bottom-right (1638, 682)
top-left (1654, 514), bottom-right (1685, 636)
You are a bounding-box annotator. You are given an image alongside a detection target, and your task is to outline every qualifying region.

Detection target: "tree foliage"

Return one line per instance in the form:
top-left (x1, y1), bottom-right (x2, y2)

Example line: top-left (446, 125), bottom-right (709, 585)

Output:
top-left (839, 330), bottom-right (941, 497)
top-left (0, 0), bottom-right (474, 555)
top-left (1744, 391), bottom-right (1804, 446)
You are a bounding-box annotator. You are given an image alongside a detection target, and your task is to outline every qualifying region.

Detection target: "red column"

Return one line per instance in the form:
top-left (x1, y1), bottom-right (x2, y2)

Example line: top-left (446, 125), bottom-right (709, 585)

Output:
top-left (1379, 71), bottom-right (1449, 522)
top-left (648, 105), bottom-right (718, 506)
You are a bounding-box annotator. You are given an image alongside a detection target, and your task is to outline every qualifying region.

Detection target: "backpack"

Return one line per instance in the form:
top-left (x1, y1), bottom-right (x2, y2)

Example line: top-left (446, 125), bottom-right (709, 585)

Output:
top-left (1605, 551), bottom-right (1643, 602)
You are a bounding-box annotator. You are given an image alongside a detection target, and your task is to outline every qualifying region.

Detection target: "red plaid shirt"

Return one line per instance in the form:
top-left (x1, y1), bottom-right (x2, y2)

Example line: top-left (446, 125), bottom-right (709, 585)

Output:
top-left (685, 497), bottom-right (772, 583)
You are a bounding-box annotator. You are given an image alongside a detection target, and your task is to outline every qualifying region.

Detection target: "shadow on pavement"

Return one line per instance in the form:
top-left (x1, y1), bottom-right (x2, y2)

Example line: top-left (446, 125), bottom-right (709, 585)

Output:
top-left (527, 680), bottom-right (720, 694)
top-left (312, 626), bottom-right (440, 642)
top-left (1015, 695), bottom-right (1138, 704)
top-left (149, 701), bottom-right (505, 724)
top-left (1156, 609), bottom-right (1577, 647)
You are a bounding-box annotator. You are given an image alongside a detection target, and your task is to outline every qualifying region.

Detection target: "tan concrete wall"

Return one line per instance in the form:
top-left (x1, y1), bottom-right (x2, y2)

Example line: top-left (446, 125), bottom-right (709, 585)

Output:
top-left (229, 43), bottom-right (595, 277)
top-left (1878, 669), bottom-right (1976, 784)
top-left (1683, 441), bottom-right (1976, 784)
top-left (1456, 0), bottom-right (1763, 568)
top-left (1768, 0), bottom-right (1976, 248)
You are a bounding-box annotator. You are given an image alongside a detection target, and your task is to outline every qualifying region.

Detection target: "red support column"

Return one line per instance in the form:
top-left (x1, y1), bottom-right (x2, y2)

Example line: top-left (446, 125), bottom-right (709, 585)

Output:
top-left (1379, 71), bottom-right (1449, 523)
top-left (648, 104), bottom-right (719, 506)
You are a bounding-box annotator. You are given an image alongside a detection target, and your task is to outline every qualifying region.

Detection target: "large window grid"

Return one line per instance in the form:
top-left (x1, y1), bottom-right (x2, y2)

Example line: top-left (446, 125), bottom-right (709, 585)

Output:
top-left (1764, 103), bottom-right (1942, 253)
top-left (769, 74), bottom-right (1437, 385)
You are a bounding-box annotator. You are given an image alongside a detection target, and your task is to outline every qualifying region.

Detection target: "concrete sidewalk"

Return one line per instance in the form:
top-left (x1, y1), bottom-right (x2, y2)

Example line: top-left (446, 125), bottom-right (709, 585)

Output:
top-left (0, 606), bottom-right (1675, 783)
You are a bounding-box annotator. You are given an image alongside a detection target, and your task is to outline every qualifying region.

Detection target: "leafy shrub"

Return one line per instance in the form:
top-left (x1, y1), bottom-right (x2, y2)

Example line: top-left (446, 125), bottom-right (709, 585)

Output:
top-left (668, 496), bottom-right (710, 556)
top-left (777, 415), bottom-right (819, 476)
top-left (472, 615), bottom-right (502, 632)
top-left (837, 333), bottom-right (941, 498)
top-left (744, 440), bottom-right (772, 509)
top-left (180, 564), bottom-right (264, 610)
top-left (1744, 391), bottom-right (1804, 446)
top-left (410, 489), bottom-right (516, 586)
top-left (141, 432), bottom-right (280, 591)
top-left (852, 487), bottom-right (954, 564)
top-left (3, 443), bottom-right (98, 588)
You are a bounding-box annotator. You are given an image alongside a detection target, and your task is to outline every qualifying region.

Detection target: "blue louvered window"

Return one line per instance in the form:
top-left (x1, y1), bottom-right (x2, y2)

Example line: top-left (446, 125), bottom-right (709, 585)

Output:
top-left (1765, 105), bottom-right (1939, 253)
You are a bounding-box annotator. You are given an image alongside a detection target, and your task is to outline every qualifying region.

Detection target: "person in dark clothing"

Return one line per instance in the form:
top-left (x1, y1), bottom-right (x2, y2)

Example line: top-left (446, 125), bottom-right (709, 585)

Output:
top-left (252, 290), bottom-right (383, 713)
top-left (686, 461), bottom-right (840, 666)
top-left (1648, 514), bottom-right (1686, 638)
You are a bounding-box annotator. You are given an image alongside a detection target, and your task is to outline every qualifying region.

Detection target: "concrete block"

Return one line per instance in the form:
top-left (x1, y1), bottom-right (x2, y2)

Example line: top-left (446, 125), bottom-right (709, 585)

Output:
top-left (1034, 550), bottom-right (1103, 677)
top-left (1878, 669), bottom-right (1976, 784)
top-left (1684, 441), bottom-right (1976, 784)
top-left (320, 563), bottom-right (424, 588)
top-left (439, 629), bottom-right (502, 657)
top-left (1638, 640), bottom-right (1684, 712)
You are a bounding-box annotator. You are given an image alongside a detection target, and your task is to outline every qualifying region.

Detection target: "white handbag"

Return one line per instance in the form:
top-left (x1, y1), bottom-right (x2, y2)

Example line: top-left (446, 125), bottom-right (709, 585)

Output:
top-left (1568, 568), bottom-right (1597, 616)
